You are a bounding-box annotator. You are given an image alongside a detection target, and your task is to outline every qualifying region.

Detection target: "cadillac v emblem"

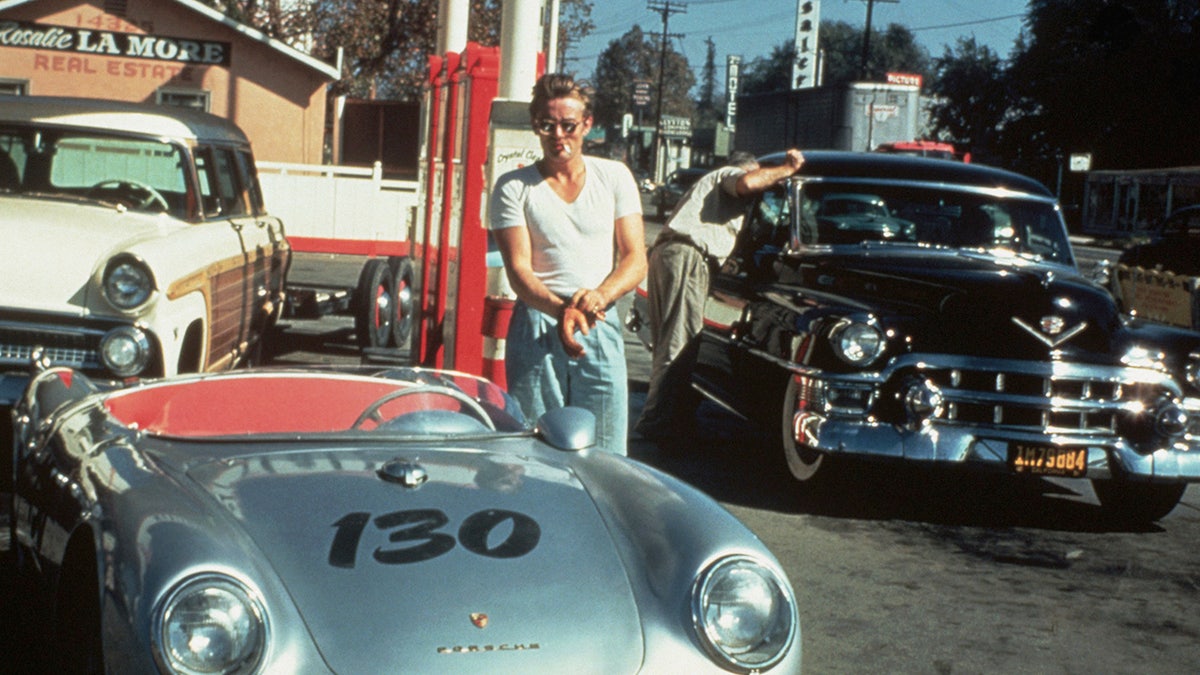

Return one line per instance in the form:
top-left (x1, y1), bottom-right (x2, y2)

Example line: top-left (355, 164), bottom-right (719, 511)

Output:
top-left (470, 613), bottom-right (489, 629)
top-left (1040, 315), bottom-right (1065, 335)
top-left (1013, 315), bottom-right (1087, 348)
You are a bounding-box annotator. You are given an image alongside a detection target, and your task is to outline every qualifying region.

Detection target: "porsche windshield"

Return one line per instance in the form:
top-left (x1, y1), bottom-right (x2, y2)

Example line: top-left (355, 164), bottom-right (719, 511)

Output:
top-left (795, 181), bottom-right (1073, 265)
top-left (0, 126), bottom-right (189, 217)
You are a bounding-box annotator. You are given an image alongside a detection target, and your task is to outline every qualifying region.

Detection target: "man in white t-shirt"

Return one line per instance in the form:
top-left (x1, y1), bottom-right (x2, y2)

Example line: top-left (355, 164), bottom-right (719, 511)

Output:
top-left (635, 149), bottom-right (805, 442)
top-left (488, 73), bottom-right (647, 455)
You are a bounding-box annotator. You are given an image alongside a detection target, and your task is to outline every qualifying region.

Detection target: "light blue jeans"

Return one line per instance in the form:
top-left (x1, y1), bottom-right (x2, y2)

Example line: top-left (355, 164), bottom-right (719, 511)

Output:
top-left (506, 300), bottom-right (628, 455)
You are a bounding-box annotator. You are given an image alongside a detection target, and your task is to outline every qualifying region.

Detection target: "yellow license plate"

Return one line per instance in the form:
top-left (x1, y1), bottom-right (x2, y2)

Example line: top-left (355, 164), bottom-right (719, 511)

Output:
top-left (1008, 443), bottom-right (1088, 477)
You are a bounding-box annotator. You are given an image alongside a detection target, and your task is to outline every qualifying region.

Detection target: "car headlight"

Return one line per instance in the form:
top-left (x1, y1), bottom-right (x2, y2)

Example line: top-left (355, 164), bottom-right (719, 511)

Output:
top-left (1187, 351), bottom-right (1200, 391)
top-left (100, 326), bottom-right (152, 377)
top-left (829, 319), bottom-right (886, 366)
top-left (155, 574), bottom-right (267, 675)
top-left (692, 555), bottom-right (797, 673)
top-left (103, 255), bottom-right (155, 310)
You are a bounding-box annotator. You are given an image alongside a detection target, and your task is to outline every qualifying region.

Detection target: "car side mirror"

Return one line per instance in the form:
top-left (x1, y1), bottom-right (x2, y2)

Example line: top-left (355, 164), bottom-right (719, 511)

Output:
top-left (536, 406), bottom-right (596, 451)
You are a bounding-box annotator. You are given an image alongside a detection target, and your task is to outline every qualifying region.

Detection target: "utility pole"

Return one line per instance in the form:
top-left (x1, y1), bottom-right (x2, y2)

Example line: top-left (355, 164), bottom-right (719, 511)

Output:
top-left (858, 0), bottom-right (898, 79)
top-left (648, 0), bottom-right (685, 182)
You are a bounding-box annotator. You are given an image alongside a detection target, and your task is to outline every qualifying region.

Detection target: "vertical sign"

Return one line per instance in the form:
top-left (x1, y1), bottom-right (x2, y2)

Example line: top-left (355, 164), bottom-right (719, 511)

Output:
top-left (725, 54), bottom-right (741, 131)
top-left (632, 80), bottom-right (652, 111)
top-left (792, 0), bottom-right (820, 89)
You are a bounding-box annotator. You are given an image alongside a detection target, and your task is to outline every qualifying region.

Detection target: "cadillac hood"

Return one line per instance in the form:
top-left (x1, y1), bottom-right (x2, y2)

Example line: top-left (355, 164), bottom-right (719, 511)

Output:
top-left (0, 196), bottom-right (175, 313)
top-left (786, 247), bottom-right (1124, 360)
top-left (186, 444), bottom-right (645, 673)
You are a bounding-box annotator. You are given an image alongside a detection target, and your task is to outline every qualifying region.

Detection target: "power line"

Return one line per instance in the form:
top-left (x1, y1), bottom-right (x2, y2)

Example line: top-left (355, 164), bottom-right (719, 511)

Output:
top-left (909, 14), bottom-right (1025, 33)
top-left (649, 1), bottom-right (686, 178)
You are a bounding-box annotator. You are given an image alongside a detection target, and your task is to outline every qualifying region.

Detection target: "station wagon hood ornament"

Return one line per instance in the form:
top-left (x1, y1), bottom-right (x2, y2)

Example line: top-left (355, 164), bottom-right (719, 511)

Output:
top-left (1012, 315), bottom-right (1088, 348)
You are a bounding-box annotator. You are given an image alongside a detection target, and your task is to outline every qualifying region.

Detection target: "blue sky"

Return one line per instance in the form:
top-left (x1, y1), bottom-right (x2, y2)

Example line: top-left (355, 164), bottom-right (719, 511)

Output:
top-left (564, 0), bottom-right (1030, 81)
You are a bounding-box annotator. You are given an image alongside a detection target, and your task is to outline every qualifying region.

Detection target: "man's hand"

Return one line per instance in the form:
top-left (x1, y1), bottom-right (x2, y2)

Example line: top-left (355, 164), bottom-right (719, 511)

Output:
top-left (783, 148), bottom-right (805, 172)
top-left (558, 306), bottom-right (592, 357)
top-left (558, 290), bottom-right (608, 357)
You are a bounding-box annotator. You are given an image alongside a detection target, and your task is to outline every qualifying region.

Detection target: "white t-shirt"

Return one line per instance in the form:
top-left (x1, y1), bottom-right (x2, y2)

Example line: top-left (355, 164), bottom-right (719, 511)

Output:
top-left (665, 165), bottom-right (747, 260)
top-left (489, 156), bottom-right (641, 298)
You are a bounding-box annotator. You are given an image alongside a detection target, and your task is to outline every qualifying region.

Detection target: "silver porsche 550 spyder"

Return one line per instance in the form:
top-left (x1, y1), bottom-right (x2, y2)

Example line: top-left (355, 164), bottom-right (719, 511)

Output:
top-left (9, 365), bottom-right (800, 674)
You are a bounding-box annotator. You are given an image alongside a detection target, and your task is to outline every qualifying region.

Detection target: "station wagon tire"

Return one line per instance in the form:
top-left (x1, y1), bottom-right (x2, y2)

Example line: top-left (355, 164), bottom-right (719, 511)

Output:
top-left (388, 257), bottom-right (418, 358)
top-left (1091, 478), bottom-right (1187, 522)
top-left (354, 259), bottom-right (394, 350)
top-left (781, 374), bottom-right (835, 486)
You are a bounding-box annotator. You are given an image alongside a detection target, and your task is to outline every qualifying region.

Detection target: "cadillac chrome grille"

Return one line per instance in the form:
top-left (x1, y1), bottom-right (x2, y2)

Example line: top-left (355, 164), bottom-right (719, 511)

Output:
top-left (911, 364), bottom-right (1159, 434)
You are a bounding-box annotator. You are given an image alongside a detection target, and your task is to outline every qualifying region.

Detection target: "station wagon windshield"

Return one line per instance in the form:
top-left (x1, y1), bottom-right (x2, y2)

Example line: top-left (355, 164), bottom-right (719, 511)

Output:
top-left (0, 126), bottom-right (190, 218)
top-left (793, 181), bottom-right (1073, 265)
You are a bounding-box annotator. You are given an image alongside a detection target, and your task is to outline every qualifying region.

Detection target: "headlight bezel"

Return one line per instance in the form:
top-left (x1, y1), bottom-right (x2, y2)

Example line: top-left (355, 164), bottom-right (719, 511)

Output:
top-left (1186, 351), bottom-right (1200, 392)
top-left (829, 317), bottom-right (887, 367)
top-left (102, 254), bottom-right (156, 311)
top-left (99, 325), bottom-right (152, 377)
top-left (153, 572), bottom-right (268, 675)
top-left (691, 554), bottom-right (798, 673)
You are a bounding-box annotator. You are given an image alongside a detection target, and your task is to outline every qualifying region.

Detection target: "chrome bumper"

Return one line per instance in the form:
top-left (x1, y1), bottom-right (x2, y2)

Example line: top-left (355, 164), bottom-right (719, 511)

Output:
top-left (790, 353), bottom-right (1200, 481)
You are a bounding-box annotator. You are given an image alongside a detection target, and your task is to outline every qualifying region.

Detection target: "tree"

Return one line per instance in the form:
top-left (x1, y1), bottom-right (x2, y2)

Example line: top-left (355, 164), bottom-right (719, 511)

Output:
top-left (202, 0), bottom-right (596, 102)
top-left (739, 41), bottom-right (795, 96)
top-left (1006, 0), bottom-right (1200, 170)
top-left (694, 37), bottom-right (721, 131)
top-left (926, 37), bottom-right (1009, 163)
top-left (740, 21), bottom-right (930, 95)
top-left (819, 20), bottom-right (930, 87)
top-left (591, 25), bottom-right (695, 129)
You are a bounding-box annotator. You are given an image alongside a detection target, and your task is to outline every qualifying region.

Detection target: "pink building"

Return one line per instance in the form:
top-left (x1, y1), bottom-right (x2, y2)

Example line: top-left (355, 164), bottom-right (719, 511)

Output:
top-left (0, 0), bottom-right (338, 163)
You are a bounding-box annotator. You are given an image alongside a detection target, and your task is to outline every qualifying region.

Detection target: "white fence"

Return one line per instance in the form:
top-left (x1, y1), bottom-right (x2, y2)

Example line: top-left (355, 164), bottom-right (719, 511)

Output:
top-left (257, 161), bottom-right (419, 244)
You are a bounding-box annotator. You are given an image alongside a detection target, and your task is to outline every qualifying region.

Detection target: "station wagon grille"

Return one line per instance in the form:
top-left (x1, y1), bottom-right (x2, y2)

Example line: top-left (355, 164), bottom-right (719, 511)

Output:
top-left (0, 321), bottom-right (105, 370)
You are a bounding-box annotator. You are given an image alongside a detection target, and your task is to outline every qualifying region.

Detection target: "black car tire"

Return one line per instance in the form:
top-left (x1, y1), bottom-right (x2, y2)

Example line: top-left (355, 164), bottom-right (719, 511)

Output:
top-left (354, 259), bottom-right (394, 350)
top-left (388, 257), bottom-right (419, 359)
top-left (780, 374), bottom-right (836, 485)
top-left (1091, 479), bottom-right (1187, 522)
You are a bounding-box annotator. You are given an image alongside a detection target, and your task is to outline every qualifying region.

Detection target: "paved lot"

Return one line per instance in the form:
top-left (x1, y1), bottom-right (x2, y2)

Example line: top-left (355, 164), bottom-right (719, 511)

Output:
top-left (9, 197), bottom-right (1199, 673)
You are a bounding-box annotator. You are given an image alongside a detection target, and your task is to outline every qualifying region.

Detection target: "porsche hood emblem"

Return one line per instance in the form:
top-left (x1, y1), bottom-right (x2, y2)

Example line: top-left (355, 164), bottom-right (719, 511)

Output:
top-left (470, 613), bottom-right (489, 629)
top-left (1012, 315), bottom-right (1087, 348)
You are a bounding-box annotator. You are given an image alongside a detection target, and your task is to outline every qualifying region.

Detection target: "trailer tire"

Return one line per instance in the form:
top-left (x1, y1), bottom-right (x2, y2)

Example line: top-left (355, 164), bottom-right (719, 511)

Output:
top-left (354, 259), bottom-right (394, 350)
top-left (389, 258), bottom-right (418, 359)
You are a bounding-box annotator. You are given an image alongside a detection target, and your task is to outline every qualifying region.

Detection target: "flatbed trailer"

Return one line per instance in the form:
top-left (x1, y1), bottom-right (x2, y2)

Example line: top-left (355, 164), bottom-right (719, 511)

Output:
top-left (257, 161), bottom-right (421, 360)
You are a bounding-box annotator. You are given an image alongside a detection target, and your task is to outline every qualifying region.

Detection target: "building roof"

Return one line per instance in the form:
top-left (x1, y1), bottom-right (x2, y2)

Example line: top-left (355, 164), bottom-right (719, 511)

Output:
top-left (0, 0), bottom-right (340, 80)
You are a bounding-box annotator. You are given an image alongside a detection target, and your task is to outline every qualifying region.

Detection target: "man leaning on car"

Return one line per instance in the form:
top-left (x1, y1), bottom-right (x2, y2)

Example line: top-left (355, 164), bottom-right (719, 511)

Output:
top-left (635, 148), bottom-right (805, 443)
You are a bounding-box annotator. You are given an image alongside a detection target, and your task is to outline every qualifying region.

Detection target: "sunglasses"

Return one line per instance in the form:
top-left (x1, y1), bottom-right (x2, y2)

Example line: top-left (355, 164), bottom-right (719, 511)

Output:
top-left (535, 119), bottom-right (581, 136)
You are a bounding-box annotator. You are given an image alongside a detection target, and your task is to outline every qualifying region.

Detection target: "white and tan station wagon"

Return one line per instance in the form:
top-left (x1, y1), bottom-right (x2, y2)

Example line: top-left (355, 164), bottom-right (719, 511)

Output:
top-left (0, 95), bottom-right (290, 382)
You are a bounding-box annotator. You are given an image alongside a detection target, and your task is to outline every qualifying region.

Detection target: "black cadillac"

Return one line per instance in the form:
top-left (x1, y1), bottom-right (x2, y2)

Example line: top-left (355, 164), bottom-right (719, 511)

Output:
top-left (651, 151), bottom-right (1200, 522)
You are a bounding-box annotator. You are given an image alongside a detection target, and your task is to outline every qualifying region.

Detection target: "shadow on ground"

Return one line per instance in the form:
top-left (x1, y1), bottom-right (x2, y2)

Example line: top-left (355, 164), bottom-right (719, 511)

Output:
top-left (628, 393), bottom-right (1162, 535)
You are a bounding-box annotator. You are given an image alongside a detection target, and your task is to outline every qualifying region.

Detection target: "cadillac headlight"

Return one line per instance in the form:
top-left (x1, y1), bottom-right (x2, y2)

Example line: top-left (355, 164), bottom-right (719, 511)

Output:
top-left (1187, 351), bottom-right (1200, 391)
top-left (155, 574), bottom-right (266, 675)
top-left (100, 326), bottom-right (151, 376)
top-left (692, 555), bottom-right (797, 672)
top-left (830, 319), bottom-right (885, 366)
top-left (103, 255), bottom-right (155, 310)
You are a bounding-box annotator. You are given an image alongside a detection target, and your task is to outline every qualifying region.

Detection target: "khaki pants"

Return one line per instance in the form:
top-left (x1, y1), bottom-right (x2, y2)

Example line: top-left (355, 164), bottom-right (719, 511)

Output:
top-left (635, 238), bottom-right (709, 436)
